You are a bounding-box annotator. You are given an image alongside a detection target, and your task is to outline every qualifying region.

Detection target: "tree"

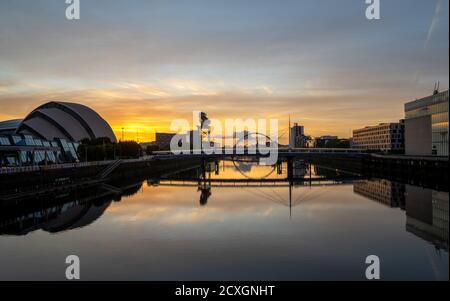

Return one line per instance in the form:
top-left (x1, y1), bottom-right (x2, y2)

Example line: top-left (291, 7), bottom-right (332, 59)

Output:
top-left (145, 144), bottom-right (160, 155)
top-left (325, 139), bottom-right (350, 149)
top-left (77, 138), bottom-right (142, 161)
top-left (117, 141), bottom-right (141, 158)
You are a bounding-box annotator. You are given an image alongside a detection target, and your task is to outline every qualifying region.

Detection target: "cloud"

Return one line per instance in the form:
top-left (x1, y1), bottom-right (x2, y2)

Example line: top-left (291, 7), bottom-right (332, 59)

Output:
top-left (0, 0), bottom-right (448, 139)
top-left (424, 0), bottom-right (444, 49)
top-left (0, 83), bottom-right (413, 140)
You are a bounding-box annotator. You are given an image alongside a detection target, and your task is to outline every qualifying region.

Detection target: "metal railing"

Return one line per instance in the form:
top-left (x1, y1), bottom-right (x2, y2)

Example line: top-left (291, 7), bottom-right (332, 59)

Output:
top-left (0, 160), bottom-right (114, 175)
top-left (0, 156), bottom-right (160, 175)
top-left (152, 147), bottom-right (365, 155)
top-left (0, 148), bottom-right (369, 175)
top-left (280, 148), bottom-right (364, 153)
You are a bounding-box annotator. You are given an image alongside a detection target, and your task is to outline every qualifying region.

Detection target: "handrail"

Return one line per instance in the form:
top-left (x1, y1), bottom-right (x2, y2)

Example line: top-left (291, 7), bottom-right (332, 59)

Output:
top-left (0, 160), bottom-right (114, 175)
top-left (152, 148), bottom-right (365, 155)
top-left (0, 148), bottom-right (367, 175)
top-left (0, 156), bottom-right (160, 175)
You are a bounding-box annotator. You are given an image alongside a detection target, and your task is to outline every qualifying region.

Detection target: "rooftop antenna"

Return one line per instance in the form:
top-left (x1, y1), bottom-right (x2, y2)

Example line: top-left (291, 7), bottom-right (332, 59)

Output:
top-left (433, 81), bottom-right (440, 95)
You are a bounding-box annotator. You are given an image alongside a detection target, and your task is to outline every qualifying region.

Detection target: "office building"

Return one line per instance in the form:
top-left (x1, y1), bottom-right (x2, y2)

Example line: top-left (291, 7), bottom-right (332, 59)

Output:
top-left (289, 123), bottom-right (307, 148)
top-left (352, 121), bottom-right (404, 152)
top-left (404, 89), bottom-right (449, 156)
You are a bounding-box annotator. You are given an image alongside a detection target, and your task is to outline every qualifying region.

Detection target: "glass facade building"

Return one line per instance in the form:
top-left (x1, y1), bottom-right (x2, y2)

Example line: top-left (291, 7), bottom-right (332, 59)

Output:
top-left (0, 134), bottom-right (79, 167)
top-left (405, 90), bottom-right (449, 156)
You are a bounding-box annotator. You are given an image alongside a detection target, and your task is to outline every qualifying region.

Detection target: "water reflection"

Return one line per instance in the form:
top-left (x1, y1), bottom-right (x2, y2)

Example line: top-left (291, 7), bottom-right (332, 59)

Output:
top-left (354, 179), bottom-right (406, 209)
top-left (154, 159), bottom-right (359, 207)
top-left (0, 159), bottom-right (448, 280)
top-left (405, 186), bottom-right (449, 251)
top-left (0, 182), bottom-right (142, 236)
top-left (354, 180), bottom-right (449, 251)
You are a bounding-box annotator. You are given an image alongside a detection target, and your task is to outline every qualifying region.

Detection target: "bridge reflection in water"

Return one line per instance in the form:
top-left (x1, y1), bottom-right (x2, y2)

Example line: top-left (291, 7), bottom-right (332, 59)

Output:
top-left (0, 158), bottom-right (447, 253)
top-left (150, 158), bottom-right (360, 211)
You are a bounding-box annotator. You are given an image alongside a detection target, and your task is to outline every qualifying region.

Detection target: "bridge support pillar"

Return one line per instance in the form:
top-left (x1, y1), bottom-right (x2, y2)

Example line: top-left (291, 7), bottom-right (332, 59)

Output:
top-left (276, 160), bottom-right (282, 175)
top-left (287, 157), bottom-right (293, 181)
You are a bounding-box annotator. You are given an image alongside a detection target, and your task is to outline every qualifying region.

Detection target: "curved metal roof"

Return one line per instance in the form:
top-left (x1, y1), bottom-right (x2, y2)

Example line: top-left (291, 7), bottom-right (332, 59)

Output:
top-left (15, 101), bottom-right (117, 142)
top-left (0, 119), bottom-right (22, 132)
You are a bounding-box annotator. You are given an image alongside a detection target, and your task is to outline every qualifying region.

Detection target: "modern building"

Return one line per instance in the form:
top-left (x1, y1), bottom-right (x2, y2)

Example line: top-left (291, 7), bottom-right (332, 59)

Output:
top-left (0, 119), bottom-right (22, 135)
top-left (155, 132), bottom-right (175, 148)
top-left (348, 137), bottom-right (354, 148)
top-left (140, 132), bottom-right (176, 151)
top-left (313, 136), bottom-right (338, 148)
top-left (311, 136), bottom-right (350, 148)
top-left (352, 121), bottom-right (404, 152)
top-left (289, 123), bottom-right (307, 148)
top-left (0, 101), bottom-right (116, 166)
top-left (404, 90), bottom-right (449, 156)
top-left (0, 133), bottom-right (76, 166)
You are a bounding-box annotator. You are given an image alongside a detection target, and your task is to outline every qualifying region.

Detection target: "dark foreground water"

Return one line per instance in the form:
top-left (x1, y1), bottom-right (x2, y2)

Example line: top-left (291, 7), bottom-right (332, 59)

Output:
top-left (0, 160), bottom-right (448, 280)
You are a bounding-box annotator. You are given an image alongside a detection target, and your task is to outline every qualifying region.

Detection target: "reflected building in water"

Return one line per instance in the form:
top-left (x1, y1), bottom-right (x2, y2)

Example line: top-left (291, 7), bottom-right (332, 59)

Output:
top-left (354, 179), bottom-right (405, 208)
top-left (405, 185), bottom-right (449, 251)
top-left (0, 182), bottom-right (142, 236)
top-left (0, 198), bottom-right (111, 236)
top-left (3, 160), bottom-right (447, 254)
top-left (354, 179), bottom-right (448, 251)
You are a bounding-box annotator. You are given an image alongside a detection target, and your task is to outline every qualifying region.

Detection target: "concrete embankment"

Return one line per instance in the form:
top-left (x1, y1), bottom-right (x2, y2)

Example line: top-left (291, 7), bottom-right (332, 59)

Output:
top-left (0, 157), bottom-right (201, 194)
top-left (308, 154), bottom-right (449, 191)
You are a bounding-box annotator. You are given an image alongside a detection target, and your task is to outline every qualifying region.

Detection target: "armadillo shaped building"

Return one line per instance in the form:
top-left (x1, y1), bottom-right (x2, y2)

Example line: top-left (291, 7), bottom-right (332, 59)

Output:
top-left (0, 101), bottom-right (116, 165)
top-left (16, 101), bottom-right (116, 143)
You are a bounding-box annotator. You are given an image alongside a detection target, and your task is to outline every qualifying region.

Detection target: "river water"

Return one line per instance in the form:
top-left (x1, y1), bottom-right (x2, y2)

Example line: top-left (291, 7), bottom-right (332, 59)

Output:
top-left (0, 159), bottom-right (448, 280)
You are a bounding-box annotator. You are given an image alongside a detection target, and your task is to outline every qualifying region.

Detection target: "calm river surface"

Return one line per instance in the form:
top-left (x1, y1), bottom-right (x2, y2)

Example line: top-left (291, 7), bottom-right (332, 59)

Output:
top-left (0, 160), bottom-right (448, 280)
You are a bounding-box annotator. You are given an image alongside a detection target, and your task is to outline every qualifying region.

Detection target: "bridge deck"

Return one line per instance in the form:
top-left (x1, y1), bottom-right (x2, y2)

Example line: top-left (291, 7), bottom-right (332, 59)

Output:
top-left (153, 177), bottom-right (358, 188)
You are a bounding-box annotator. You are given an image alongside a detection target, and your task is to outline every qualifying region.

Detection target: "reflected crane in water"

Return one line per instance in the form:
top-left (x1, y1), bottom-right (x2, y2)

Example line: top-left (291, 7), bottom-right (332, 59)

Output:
top-left (152, 158), bottom-right (360, 215)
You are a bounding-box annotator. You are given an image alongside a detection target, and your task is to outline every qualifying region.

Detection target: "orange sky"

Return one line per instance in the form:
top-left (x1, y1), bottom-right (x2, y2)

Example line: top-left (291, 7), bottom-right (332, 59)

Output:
top-left (0, 86), bottom-right (412, 144)
top-left (0, 0), bottom-right (448, 143)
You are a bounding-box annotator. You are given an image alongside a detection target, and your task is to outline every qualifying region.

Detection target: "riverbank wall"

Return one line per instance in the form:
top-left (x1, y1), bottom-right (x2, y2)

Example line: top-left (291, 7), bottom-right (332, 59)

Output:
top-left (308, 154), bottom-right (448, 191)
top-left (0, 157), bottom-right (201, 195)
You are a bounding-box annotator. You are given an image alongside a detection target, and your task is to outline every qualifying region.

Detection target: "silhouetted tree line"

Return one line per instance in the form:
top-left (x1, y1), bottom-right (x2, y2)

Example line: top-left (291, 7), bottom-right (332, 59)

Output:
top-left (324, 139), bottom-right (350, 148)
top-left (78, 138), bottom-right (142, 161)
top-left (145, 144), bottom-right (160, 155)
